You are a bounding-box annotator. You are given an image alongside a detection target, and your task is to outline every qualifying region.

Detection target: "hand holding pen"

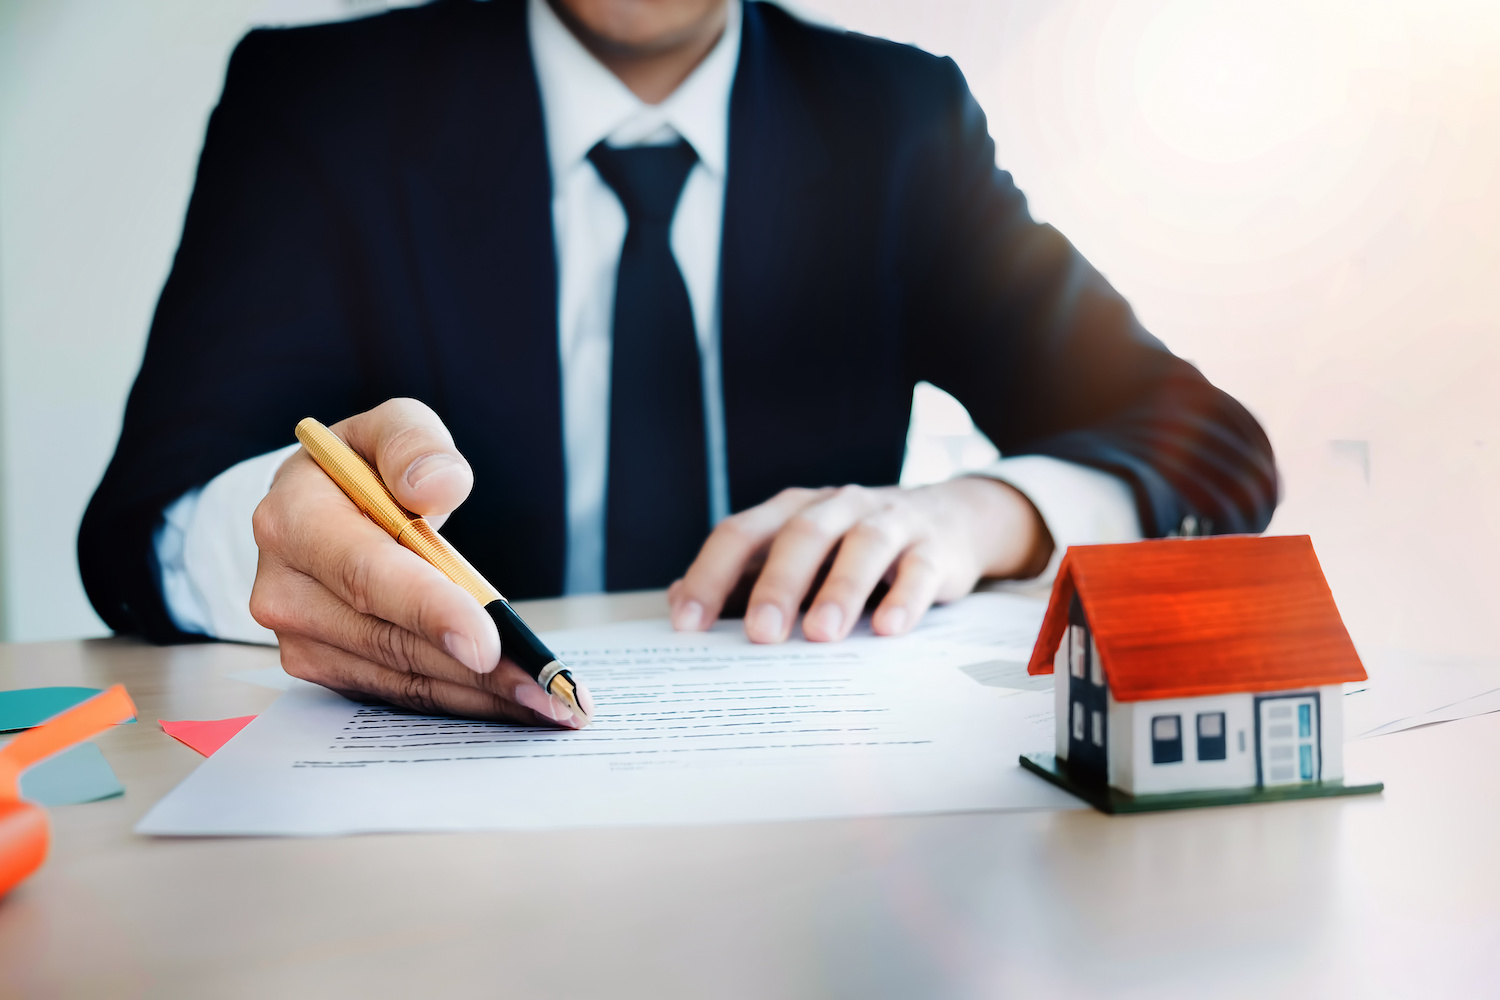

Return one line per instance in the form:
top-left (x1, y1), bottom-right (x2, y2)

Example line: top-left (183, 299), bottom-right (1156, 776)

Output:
top-left (248, 398), bottom-right (592, 728)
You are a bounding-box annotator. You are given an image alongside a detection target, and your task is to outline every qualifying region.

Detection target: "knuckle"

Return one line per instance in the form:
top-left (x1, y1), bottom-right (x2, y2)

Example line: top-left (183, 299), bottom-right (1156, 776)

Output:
top-left (815, 573), bottom-right (861, 603)
top-left (278, 642), bottom-right (318, 681)
top-left (774, 486), bottom-right (827, 508)
top-left (396, 672), bottom-right (440, 715)
top-left (717, 511), bottom-right (758, 543)
top-left (833, 483), bottom-right (868, 505)
top-left (250, 500), bottom-right (282, 551)
top-left (367, 618), bottom-right (423, 672)
top-left (339, 549), bottom-right (378, 615)
top-left (384, 422), bottom-right (442, 463)
top-left (375, 396), bottom-right (424, 422)
top-left (785, 511), bottom-right (830, 540)
top-left (902, 548), bottom-right (941, 577)
top-left (850, 516), bottom-right (900, 549)
top-left (247, 586), bottom-right (285, 631)
top-left (751, 568), bottom-right (801, 603)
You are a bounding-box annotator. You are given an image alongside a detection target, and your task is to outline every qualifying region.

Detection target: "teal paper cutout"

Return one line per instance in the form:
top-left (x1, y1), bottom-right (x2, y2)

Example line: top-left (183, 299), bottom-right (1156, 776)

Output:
top-left (0, 687), bottom-right (136, 733)
top-left (17, 743), bottom-right (124, 806)
top-left (0, 687), bottom-right (100, 732)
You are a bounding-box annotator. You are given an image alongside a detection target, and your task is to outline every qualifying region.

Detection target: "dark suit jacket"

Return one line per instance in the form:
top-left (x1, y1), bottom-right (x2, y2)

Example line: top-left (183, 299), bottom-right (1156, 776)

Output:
top-left (79, 0), bottom-right (1278, 643)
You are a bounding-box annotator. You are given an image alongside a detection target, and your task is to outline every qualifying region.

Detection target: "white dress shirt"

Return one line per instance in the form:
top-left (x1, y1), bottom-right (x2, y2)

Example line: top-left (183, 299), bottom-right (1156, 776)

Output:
top-left (534, 0), bottom-right (739, 594)
top-left (154, 0), bottom-right (1140, 644)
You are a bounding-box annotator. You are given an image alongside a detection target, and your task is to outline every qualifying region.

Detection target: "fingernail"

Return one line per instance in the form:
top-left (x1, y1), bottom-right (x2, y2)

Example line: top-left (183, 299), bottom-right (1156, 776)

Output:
top-left (673, 600), bottom-right (704, 631)
top-left (405, 453), bottom-right (461, 491)
top-left (747, 604), bottom-right (784, 642)
top-left (514, 682), bottom-right (572, 724)
top-left (443, 631), bottom-right (489, 673)
top-left (806, 603), bottom-right (843, 640)
top-left (550, 695), bottom-right (581, 727)
top-left (575, 681), bottom-right (595, 717)
top-left (877, 607), bottom-right (909, 635)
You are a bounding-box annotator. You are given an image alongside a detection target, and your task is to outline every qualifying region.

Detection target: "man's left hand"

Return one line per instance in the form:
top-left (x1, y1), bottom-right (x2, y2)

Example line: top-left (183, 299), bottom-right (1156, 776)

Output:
top-left (667, 478), bottom-right (1054, 643)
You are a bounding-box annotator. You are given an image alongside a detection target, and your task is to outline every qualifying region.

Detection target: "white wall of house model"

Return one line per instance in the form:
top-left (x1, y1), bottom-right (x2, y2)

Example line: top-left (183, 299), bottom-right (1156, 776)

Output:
top-left (1051, 625), bottom-right (1346, 797)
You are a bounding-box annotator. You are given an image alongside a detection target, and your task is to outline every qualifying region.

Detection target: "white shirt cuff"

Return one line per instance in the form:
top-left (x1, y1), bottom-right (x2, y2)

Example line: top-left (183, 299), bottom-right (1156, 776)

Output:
top-left (154, 443), bottom-right (299, 644)
top-left (974, 455), bottom-right (1142, 583)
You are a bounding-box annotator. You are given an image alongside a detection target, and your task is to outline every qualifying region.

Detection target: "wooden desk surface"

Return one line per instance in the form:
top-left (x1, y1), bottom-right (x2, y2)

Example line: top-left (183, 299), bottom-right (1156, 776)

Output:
top-left (0, 591), bottom-right (1495, 998)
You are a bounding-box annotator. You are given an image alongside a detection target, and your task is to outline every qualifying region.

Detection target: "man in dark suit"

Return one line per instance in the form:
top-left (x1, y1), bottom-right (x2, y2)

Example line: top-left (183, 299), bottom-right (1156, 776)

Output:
top-left (79, 0), bottom-right (1276, 728)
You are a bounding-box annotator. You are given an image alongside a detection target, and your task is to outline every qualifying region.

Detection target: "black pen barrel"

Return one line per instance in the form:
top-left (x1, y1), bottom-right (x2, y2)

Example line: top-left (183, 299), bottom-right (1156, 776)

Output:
top-left (484, 599), bottom-right (561, 679)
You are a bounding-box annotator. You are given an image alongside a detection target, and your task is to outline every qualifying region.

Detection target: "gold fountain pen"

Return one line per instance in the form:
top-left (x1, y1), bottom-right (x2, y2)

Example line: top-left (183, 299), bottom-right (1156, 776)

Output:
top-left (294, 417), bottom-right (591, 726)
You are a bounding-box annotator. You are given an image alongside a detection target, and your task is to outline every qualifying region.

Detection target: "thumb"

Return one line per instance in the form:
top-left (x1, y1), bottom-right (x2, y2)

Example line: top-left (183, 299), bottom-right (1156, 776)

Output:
top-left (334, 398), bottom-right (474, 517)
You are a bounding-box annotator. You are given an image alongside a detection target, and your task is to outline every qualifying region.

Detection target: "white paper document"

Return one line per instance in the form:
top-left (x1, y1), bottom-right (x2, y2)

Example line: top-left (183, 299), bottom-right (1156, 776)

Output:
top-left (1343, 648), bottom-right (1500, 738)
top-left (138, 594), bottom-right (1076, 835)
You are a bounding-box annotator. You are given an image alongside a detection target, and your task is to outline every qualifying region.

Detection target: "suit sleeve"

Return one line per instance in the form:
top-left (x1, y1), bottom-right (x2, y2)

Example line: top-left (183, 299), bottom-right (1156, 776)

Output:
top-left (78, 30), bottom-right (367, 642)
top-left (906, 59), bottom-right (1278, 538)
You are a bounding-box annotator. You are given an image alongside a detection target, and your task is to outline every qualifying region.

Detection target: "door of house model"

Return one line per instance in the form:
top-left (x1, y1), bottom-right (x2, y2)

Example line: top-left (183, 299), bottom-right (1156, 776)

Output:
top-left (1257, 694), bottom-right (1320, 786)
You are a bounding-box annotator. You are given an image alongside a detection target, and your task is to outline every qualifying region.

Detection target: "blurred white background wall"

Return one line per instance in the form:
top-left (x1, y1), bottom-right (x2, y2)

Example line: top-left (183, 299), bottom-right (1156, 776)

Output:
top-left (0, 0), bottom-right (420, 642)
top-left (848, 0), bottom-right (1500, 660)
top-left (1, 0), bottom-right (1497, 656)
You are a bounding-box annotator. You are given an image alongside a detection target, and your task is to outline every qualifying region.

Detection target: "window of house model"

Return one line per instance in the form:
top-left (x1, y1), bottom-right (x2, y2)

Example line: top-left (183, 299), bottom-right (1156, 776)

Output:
top-left (1197, 712), bottom-right (1227, 760)
top-left (1151, 714), bottom-right (1183, 764)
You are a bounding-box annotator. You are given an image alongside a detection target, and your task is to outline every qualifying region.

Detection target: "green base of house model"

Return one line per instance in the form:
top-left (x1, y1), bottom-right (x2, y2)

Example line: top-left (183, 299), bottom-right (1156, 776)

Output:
top-left (1020, 752), bottom-right (1384, 814)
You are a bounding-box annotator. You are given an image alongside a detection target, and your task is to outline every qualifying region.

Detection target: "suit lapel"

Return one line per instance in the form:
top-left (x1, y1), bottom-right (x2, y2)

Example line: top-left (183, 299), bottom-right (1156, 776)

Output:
top-left (396, 0), bottom-right (565, 597)
top-left (720, 2), bottom-right (836, 511)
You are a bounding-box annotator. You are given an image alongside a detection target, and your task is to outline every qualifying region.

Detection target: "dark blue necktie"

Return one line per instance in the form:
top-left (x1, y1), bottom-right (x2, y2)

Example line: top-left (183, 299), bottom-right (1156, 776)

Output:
top-left (587, 140), bottom-right (709, 591)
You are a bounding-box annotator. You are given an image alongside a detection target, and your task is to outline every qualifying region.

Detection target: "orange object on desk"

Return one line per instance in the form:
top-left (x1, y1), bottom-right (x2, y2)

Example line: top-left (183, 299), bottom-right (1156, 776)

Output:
top-left (0, 684), bottom-right (136, 896)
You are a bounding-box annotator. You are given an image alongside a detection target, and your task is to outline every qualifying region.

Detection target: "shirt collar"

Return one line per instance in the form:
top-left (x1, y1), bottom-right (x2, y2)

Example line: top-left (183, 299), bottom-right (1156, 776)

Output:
top-left (528, 0), bottom-right (741, 180)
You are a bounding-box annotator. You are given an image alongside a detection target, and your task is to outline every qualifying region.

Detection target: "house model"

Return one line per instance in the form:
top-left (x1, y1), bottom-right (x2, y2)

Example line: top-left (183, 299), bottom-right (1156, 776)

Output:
top-left (1019, 534), bottom-right (1383, 812)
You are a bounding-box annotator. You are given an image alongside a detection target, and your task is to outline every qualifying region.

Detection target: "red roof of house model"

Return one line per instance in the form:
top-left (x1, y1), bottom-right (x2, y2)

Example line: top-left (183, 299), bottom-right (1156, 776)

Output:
top-left (1026, 535), bottom-right (1366, 701)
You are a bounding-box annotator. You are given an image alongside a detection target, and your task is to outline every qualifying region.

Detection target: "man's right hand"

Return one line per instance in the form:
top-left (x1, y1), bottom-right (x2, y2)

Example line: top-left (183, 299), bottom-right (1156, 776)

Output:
top-left (249, 398), bottom-right (586, 727)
